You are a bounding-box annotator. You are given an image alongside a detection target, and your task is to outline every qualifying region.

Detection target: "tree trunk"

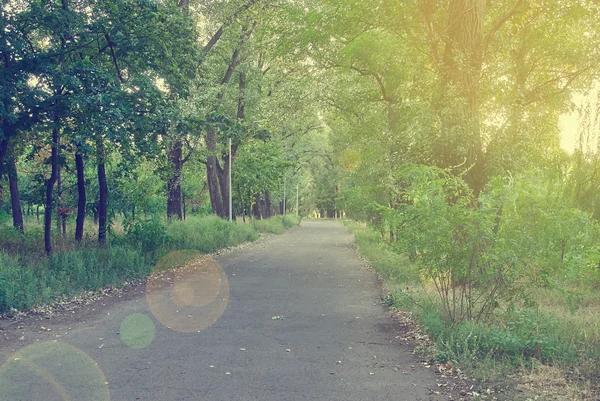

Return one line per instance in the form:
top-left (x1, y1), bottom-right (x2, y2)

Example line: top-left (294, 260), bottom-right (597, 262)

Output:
top-left (8, 155), bottom-right (24, 233)
top-left (206, 129), bottom-right (224, 217)
top-left (56, 146), bottom-right (62, 235)
top-left (439, 0), bottom-right (486, 197)
top-left (167, 140), bottom-right (183, 220)
top-left (97, 138), bottom-right (108, 245)
top-left (204, 33), bottom-right (248, 218)
top-left (45, 125), bottom-right (60, 255)
top-left (252, 193), bottom-right (261, 219)
top-left (75, 151), bottom-right (86, 243)
top-left (217, 162), bottom-right (230, 219)
top-left (264, 190), bottom-right (271, 218)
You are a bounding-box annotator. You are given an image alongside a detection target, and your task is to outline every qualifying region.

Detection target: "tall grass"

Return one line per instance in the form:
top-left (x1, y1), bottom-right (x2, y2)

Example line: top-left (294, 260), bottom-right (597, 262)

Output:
top-left (0, 246), bottom-right (152, 312)
top-left (0, 215), bottom-right (299, 314)
top-left (251, 215), bottom-right (301, 234)
top-left (167, 215), bottom-right (259, 252)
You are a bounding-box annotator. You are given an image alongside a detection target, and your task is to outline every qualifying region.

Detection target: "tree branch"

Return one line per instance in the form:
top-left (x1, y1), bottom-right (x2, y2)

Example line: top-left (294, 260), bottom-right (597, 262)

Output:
top-left (483, 0), bottom-right (526, 56)
top-left (104, 33), bottom-right (124, 82)
top-left (349, 64), bottom-right (393, 104)
top-left (201, 0), bottom-right (261, 58)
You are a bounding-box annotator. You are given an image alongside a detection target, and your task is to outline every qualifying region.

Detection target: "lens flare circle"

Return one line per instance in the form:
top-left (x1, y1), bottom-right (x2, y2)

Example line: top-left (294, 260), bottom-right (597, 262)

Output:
top-left (146, 254), bottom-right (229, 333)
top-left (120, 313), bottom-right (156, 349)
top-left (0, 341), bottom-right (110, 401)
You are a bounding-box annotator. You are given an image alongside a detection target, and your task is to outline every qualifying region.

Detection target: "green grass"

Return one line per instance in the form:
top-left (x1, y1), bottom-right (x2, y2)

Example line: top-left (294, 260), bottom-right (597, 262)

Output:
top-left (0, 214), bottom-right (300, 315)
top-left (344, 219), bottom-right (600, 398)
top-left (0, 246), bottom-right (152, 312)
top-left (251, 215), bottom-right (300, 234)
top-left (167, 215), bottom-right (260, 252)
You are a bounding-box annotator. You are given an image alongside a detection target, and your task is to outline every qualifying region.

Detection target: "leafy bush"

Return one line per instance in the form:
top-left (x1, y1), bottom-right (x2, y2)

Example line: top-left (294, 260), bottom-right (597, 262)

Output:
top-left (366, 165), bottom-right (599, 323)
top-left (432, 308), bottom-right (586, 368)
top-left (46, 246), bottom-right (152, 292)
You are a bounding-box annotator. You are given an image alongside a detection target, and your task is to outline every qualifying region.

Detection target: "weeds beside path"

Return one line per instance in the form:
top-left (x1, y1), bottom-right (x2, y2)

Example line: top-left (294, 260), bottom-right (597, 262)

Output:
top-left (0, 215), bottom-right (300, 316)
top-left (344, 220), bottom-right (600, 401)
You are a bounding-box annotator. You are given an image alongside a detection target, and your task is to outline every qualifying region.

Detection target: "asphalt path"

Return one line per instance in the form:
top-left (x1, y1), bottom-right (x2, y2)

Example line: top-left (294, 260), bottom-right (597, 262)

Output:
top-left (0, 220), bottom-right (445, 401)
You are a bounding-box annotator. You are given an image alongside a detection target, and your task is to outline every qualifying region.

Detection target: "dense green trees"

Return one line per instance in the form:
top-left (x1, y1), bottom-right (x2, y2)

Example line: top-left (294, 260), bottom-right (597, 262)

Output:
top-left (3, 0), bottom-right (600, 291)
top-left (1, 0), bottom-right (307, 253)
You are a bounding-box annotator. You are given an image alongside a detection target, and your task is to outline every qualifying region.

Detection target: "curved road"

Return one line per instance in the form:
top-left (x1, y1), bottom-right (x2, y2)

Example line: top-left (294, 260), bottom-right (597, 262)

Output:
top-left (0, 220), bottom-right (445, 401)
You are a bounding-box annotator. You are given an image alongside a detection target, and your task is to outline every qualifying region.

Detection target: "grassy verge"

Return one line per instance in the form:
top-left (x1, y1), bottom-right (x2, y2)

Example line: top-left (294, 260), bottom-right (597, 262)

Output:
top-left (344, 220), bottom-right (600, 400)
top-left (251, 215), bottom-right (301, 234)
top-left (0, 215), bottom-right (299, 315)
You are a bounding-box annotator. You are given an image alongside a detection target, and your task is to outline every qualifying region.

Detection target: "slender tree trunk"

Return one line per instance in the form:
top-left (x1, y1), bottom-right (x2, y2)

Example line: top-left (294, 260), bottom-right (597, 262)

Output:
top-left (61, 214), bottom-right (67, 236)
top-left (8, 155), bottom-right (23, 233)
top-left (206, 129), bottom-right (224, 217)
top-left (0, 138), bottom-right (8, 178)
top-left (36, 205), bottom-right (40, 223)
top-left (252, 193), bottom-right (261, 219)
top-left (56, 146), bottom-right (62, 235)
top-left (97, 138), bottom-right (108, 245)
top-left (75, 151), bottom-right (86, 243)
top-left (263, 190), bottom-right (271, 218)
top-left (167, 140), bottom-right (183, 219)
top-left (45, 124), bottom-right (60, 255)
top-left (217, 163), bottom-right (230, 219)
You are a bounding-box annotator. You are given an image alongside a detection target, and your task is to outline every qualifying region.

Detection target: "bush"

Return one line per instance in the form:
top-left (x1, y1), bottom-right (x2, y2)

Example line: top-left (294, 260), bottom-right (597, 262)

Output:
top-left (433, 308), bottom-right (582, 367)
top-left (46, 246), bottom-right (152, 292)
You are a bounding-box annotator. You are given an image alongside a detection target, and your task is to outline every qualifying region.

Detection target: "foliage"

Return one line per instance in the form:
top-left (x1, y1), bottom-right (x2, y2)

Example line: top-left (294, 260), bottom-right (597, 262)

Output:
top-left (347, 217), bottom-right (600, 393)
top-left (361, 165), bottom-right (600, 323)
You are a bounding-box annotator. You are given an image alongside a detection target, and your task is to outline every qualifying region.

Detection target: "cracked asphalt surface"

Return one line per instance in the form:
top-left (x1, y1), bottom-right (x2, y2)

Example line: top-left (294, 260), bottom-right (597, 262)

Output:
top-left (0, 220), bottom-right (445, 401)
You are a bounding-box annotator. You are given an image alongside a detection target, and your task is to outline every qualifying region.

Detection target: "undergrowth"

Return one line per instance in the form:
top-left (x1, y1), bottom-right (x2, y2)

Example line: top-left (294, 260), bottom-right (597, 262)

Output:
top-left (0, 215), bottom-right (299, 314)
top-left (345, 219), bottom-right (600, 399)
top-left (251, 215), bottom-right (300, 234)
